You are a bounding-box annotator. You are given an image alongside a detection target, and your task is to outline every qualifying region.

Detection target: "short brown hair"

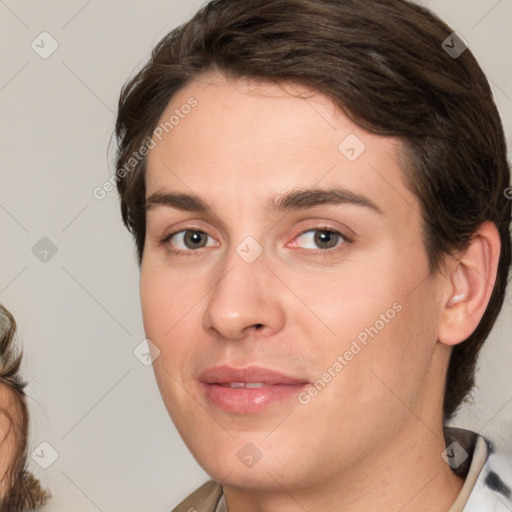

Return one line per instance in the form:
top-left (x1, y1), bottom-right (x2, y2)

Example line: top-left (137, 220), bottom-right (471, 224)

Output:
top-left (114, 0), bottom-right (511, 420)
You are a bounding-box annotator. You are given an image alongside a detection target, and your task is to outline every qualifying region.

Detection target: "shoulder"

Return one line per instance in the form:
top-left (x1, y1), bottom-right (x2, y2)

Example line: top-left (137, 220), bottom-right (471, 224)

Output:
top-left (465, 434), bottom-right (512, 511)
top-left (171, 479), bottom-right (223, 512)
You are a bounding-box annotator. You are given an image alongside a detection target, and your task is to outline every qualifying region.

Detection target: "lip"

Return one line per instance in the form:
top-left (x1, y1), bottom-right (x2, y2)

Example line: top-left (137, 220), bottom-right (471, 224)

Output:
top-left (198, 365), bottom-right (310, 414)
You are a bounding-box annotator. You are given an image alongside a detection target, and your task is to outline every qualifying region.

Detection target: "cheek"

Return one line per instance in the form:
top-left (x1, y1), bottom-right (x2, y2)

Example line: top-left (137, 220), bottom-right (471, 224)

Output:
top-left (139, 263), bottom-right (166, 341)
top-left (139, 263), bottom-right (198, 422)
top-left (302, 250), bottom-right (437, 408)
top-left (286, 262), bottom-right (400, 352)
top-left (139, 260), bottom-right (185, 374)
top-left (330, 280), bottom-right (440, 421)
top-left (139, 257), bottom-right (196, 341)
top-left (139, 259), bottom-right (206, 384)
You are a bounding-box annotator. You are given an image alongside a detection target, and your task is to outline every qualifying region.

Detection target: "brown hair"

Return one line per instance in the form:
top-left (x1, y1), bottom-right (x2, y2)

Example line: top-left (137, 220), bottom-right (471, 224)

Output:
top-left (114, 0), bottom-right (511, 420)
top-left (0, 305), bottom-right (50, 510)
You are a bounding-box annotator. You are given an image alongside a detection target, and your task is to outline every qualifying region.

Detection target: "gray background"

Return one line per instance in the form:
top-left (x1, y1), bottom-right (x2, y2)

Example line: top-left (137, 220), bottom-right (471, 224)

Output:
top-left (1, 1), bottom-right (511, 510)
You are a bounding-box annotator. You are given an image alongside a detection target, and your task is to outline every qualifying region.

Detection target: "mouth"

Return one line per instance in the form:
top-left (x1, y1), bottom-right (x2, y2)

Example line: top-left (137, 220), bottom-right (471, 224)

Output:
top-left (217, 382), bottom-right (276, 388)
top-left (198, 365), bottom-right (310, 414)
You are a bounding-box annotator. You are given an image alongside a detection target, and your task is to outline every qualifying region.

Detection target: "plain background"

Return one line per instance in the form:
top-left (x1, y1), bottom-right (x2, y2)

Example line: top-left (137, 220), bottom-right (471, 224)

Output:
top-left (0, 0), bottom-right (511, 510)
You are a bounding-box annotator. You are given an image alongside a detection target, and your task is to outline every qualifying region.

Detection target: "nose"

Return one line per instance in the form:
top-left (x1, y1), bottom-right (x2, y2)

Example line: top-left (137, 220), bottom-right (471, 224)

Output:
top-left (202, 243), bottom-right (286, 341)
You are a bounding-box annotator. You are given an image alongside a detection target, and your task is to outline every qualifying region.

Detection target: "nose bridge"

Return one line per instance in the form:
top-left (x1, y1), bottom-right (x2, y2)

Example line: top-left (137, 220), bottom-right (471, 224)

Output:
top-left (202, 231), bottom-right (282, 340)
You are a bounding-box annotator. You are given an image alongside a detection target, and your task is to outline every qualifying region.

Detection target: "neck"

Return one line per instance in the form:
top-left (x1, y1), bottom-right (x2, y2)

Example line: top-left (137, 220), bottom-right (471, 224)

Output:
top-left (222, 419), bottom-right (465, 512)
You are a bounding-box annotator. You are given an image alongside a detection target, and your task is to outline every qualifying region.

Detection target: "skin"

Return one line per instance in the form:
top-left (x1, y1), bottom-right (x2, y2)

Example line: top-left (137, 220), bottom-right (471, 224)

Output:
top-left (0, 383), bottom-right (19, 499)
top-left (140, 71), bottom-right (500, 512)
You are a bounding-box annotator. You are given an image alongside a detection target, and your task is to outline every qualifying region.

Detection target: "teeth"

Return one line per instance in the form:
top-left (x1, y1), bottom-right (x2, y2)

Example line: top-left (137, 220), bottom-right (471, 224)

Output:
top-left (223, 382), bottom-right (266, 388)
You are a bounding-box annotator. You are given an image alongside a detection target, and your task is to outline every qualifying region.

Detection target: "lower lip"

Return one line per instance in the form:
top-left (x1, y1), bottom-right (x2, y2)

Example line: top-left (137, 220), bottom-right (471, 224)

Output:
top-left (200, 382), bottom-right (309, 414)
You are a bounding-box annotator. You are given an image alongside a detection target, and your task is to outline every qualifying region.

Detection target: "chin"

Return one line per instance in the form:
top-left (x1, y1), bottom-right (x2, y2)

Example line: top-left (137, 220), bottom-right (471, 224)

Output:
top-left (206, 465), bottom-right (291, 491)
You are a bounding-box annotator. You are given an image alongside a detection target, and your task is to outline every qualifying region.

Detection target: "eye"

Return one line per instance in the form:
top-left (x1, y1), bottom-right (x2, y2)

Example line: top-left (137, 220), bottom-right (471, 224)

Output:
top-left (161, 229), bottom-right (216, 255)
top-left (291, 227), bottom-right (351, 253)
top-left (159, 226), bottom-right (352, 257)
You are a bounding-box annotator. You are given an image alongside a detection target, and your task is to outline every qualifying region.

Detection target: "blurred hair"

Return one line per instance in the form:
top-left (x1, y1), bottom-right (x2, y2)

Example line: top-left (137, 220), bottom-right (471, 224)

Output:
top-left (0, 305), bottom-right (50, 510)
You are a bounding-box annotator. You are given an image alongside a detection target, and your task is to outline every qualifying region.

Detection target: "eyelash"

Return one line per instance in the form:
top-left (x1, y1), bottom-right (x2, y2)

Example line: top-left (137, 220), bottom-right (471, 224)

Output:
top-left (159, 226), bottom-right (353, 258)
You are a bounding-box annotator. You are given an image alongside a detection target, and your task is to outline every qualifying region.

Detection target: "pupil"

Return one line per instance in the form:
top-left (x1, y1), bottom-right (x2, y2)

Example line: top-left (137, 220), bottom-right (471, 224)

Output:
top-left (316, 230), bottom-right (337, 248)
top-left (187, 231), bottom-right (205, 248)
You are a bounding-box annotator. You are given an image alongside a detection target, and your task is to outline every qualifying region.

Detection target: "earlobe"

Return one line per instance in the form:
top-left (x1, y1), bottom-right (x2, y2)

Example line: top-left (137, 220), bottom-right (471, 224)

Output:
top-left (438, 222), bottom-right (501, 346)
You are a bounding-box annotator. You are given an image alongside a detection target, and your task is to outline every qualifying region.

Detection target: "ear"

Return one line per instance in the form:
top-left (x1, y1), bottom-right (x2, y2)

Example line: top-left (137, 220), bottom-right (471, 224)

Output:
top-left (438, 222), bottom-right (501, 346)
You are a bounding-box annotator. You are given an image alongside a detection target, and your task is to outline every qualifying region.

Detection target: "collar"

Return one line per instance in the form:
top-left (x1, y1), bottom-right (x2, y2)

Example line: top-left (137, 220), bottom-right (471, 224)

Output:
top-left (445, 426), bottom-right (512, 511)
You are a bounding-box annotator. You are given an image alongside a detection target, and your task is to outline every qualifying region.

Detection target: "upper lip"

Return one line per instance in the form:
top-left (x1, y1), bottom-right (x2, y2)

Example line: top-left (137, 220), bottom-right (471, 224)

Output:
top-left (198, 365), bottom-right (309, 385)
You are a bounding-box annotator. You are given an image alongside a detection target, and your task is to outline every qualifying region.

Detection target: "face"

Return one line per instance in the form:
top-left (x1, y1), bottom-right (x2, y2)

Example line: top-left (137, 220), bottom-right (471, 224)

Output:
top-left (140, 72), bottom-right (448, 492)
top-left (0, 384), bottom-right (18, 498)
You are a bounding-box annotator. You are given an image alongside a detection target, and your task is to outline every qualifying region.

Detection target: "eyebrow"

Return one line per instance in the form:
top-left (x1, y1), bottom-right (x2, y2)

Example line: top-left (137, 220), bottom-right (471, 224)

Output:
top-left (145, 187), bottom-right (384, 216)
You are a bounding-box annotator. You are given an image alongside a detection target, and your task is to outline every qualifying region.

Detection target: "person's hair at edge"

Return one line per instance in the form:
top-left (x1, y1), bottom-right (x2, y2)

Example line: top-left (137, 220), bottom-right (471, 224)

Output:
top-left (0, 305), bottom-right (50, 511)
top-left (113, 0), bottom-right (511, 422)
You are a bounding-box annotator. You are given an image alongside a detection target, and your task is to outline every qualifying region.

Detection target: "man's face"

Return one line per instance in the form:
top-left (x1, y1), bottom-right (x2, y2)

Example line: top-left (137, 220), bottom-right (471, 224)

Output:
top-left (141, 72), bottom-right (447, 490)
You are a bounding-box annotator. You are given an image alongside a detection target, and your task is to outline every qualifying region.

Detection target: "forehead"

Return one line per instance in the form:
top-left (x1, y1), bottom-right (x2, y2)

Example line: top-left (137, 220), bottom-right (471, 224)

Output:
top-left (145, 72), bottom-right (420, 222)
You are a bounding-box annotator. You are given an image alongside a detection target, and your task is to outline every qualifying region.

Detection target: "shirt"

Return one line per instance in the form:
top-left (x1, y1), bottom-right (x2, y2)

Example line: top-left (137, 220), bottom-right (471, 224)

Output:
top-left (171, 427), bottom-right (512, 512)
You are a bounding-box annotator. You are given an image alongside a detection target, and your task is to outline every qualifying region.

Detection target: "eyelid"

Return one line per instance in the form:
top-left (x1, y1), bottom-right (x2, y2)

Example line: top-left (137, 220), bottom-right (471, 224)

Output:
top-left (287, 219), bottom-right (354, 244)
top-left (286, 224), bottom-right (353, 253)
top-left (160, 227), bottom-right (218, 251)
top-left (160, 220), bottom-right (354, 255)
top-left (160, 220), bottom-right (216, 241)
